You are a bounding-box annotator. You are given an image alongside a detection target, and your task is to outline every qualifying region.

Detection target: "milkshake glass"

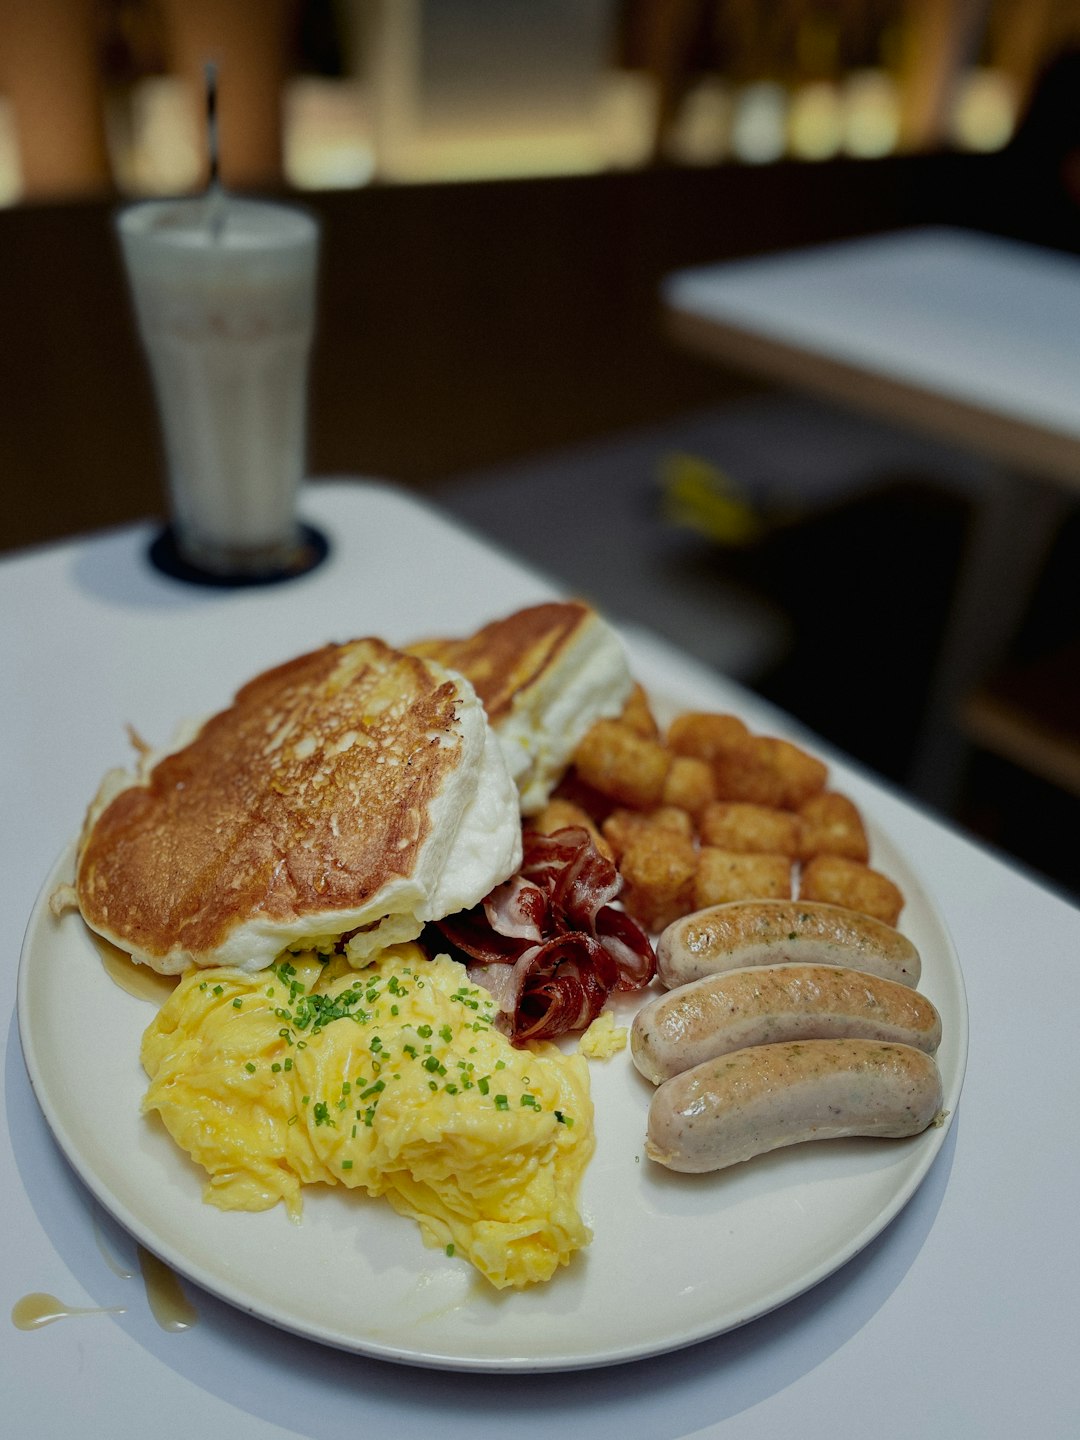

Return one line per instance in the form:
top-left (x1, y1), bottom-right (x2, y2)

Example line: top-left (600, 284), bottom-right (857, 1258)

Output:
top-left (117, 195), bottom-right (319, 579)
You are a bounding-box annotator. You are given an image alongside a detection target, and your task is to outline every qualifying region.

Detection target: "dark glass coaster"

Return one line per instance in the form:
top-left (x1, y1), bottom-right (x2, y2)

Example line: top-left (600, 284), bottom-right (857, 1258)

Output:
top-left (147, 523), bottom-right (330, 588)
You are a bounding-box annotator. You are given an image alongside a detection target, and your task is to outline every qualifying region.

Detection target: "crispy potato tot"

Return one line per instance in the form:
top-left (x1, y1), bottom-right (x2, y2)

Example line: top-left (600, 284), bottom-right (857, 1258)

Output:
top-left (531, 799), bottom-right (613, 860)
top-left (573, 720), bottom-right (671, 809)
top-left (759, 737), bottom-right (828, 807)
top-left (713, 736), bottom-right (827, 809)
top-left (661, 755), bottom-right (715, 816)
top-left (621, 887), bottom-right (694, 935)
top-left (619, 828), bottom-right (698, 897)
top-left (666, 712), bottom-right (751, 763)
top-left (799, 855), bottom-right (903, 927)
top-left (699, 801), bottom-right (801, 856)
top-left (550, 770), bottom-right (615, 824)
top-left (602, 806), bottom-right (693, 860)
top-left (712, 748), bottom-right (788, 807)
top-left (797, 792), bottom-right (869, 863)
top-left (693, 847), bottom-right (793, 907)
top-left (618, 828), bottom-right (698, 933)
top-left (619, 682), bottom-right (659, 739)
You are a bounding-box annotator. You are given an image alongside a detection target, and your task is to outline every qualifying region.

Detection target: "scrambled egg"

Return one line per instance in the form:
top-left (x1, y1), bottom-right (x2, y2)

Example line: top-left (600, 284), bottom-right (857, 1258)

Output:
top-left (578, 1010), bottom-right (628, 1059)
top-left (140, 945), bottom-right (594, 1289)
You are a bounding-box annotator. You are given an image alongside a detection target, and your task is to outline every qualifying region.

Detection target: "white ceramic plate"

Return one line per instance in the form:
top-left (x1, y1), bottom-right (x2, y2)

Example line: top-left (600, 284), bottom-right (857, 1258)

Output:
top-left (18, 804), bottom-right (967, 1374)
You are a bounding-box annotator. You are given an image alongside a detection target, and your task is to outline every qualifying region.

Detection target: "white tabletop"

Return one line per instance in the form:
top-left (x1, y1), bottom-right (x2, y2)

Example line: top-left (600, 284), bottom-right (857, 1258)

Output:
top-left (3, 480), bottom-right (1078, 1438)
top-left (663, 225), bottom-right (1080, 486)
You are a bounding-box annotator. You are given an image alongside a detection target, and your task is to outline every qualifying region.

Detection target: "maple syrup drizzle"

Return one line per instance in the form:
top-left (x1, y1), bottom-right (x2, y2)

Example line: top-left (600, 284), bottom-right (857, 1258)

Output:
top-left (137, 1247), bottom-right (197, 1331)
top-left (92, 933), bottom-right (179, 1004)
top-left (11, 1292), bottom-right (125, 1330)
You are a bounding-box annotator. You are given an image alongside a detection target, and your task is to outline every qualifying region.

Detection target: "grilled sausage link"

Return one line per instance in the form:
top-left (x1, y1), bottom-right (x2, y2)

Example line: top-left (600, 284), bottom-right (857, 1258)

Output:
top-left (657, 900), bottom-right (920, 989)
top-left (645, 1038), bottom-right (944, 1173)
top-left (631, 963), bottom-right (941, 1084)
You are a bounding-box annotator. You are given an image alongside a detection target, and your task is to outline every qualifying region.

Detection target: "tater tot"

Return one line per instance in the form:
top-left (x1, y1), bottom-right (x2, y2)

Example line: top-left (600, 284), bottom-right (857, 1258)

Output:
top-left (602, 806), bottom-right (694, 860)
top-left (550, 770), bottom-right (615, 824)
top-left (661, 755), bottom-right (715, 816)
top-left (797, 792), bottom-right (869, 863)
top-left (619, 828), bottom-right (698, 932)
top-left (621, 887), bottom-right (694, 935)
top-left (666, 712), bottom-right (751, 762)
top-left (758, 737), bottom-right (828, 808)
top-left (531, 799), bottom-right (613, 860)
top-left (713, 736), bottom-right (827, 809)
top-left (712, 747), bottom-right (788, 807)
top-left (619, 682), bottom-right (660, 739)
top-left (573, 720), bottom-right (671, 809)
top-left (699, 801), bottom-right (800, 856)
top-left (799, 855), bottom-right (904, 927)
top-left (693, 847), bottom-right (793, 907)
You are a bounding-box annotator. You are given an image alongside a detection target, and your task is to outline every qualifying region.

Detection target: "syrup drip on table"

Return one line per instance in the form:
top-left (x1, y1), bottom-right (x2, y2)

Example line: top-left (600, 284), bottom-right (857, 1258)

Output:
top-left (12, 1253), bottom-right (197, 1334)
top-left (137, 1247), bottom-right (197, 1331)
top-left (14, 937), bottom-right (199, 1334)
top-left (11, 1293), bottom-right (126, 1329)
top-left (93, 1217), bottom-right (135, 1279)
top-left (16, 1224), bottom-right (196, 1334)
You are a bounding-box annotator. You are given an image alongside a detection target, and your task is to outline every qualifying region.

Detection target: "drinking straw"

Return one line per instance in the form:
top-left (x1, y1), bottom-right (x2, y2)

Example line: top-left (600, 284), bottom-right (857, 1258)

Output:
top-left (204, 60), bottom-right (227, 238)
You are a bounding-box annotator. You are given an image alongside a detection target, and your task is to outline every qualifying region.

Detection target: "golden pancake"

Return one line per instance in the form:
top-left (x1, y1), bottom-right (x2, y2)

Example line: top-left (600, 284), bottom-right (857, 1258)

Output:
top-left (76, 638), bottom-right (521, 974)
top-left (409, 601), bottom-right (594, 724)
top-left (408, 602), bottom-right (631, 814)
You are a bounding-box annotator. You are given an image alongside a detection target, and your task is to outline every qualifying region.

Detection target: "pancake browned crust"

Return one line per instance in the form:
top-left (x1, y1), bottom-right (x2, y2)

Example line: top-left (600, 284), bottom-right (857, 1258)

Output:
top-left (408, 601), bottom-right (632, 814)
top-left (76, 638), bottom-right (517, 973)
top-left (409, 602), bottom-right (595, 725)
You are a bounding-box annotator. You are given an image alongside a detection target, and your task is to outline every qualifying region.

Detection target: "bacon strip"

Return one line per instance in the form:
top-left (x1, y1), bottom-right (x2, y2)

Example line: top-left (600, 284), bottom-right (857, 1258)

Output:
top-left (429, 826), bottom-right (655, 1043)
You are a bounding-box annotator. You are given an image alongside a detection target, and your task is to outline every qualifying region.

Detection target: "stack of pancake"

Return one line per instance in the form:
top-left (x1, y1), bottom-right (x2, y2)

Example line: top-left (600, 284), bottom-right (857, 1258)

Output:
top-left (73, 602), bottom-right (631, 975)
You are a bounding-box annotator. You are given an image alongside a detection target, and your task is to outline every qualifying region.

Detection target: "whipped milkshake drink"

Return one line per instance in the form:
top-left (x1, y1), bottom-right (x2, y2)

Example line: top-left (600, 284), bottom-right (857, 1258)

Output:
top-left (117, 196), bottom-right (318, 577)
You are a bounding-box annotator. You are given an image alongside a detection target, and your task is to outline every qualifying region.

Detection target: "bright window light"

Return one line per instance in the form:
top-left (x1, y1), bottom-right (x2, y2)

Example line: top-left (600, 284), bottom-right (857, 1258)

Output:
top-left (950, 68), bottom-right (1018, 153)
top-left (730, 82), bottom-right (789, 164)
top-left (788, 80), bottom-right (843, 160)
top-left (0, 96), bottom-right (23, 205)
top-left (108, 77), bottom-right (201, 196)
top-left (667, 77), bottom-right (732, 165)
top-left (283, 78), bottom-right (375, 189)
top-left (842, 68), bottom-right (900, 158)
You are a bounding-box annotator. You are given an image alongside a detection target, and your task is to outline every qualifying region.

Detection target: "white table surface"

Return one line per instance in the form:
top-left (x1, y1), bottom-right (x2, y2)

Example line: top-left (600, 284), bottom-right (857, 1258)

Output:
top-left (3, 480), bottom-right (1078, 1439)
top-left (664, 225), bottom-right (1080, 807)
top-left (663, 225), bottom-right (1080, 455)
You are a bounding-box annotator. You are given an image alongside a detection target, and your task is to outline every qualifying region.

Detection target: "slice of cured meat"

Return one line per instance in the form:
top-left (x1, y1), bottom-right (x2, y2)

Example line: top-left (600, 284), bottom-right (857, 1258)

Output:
top-left (429, 827), bottom-right (656, 1043)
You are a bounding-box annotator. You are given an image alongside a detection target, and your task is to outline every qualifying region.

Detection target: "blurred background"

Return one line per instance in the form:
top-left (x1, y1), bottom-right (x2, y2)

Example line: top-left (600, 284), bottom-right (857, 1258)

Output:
top-left (0, 0), bottom-right (1062, 201)
top-left (3, 0), bottom-right (1080, 899)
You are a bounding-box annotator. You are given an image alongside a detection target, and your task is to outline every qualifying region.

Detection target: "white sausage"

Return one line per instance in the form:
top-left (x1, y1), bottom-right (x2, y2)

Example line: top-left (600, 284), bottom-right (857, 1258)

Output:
top-left (645, 1038), bottom-right (943, 1173)
top-left (657, 900), bottom-right (920, 989)
top-left (631, 963), bottom-right (941, 1084)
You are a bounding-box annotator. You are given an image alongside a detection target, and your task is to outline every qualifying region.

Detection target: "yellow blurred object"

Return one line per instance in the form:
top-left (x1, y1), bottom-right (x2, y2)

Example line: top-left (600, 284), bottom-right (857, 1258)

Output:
top-left (661, 453), bottom-right (764, 547)
top-left (140, 943), bottom-right (594, 1289)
